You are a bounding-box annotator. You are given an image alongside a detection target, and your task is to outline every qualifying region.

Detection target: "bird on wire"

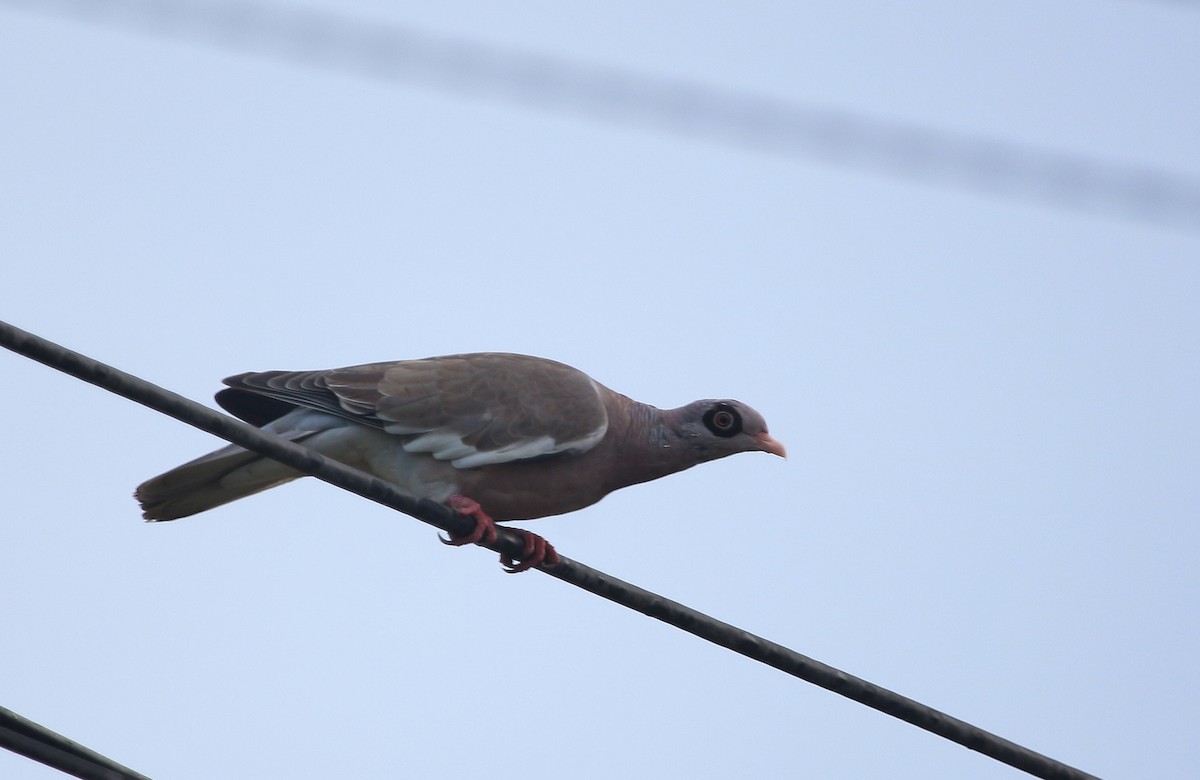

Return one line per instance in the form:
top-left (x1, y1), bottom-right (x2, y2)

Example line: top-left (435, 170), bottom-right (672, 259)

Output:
top-left (135, 352), bottom-right (786, 572)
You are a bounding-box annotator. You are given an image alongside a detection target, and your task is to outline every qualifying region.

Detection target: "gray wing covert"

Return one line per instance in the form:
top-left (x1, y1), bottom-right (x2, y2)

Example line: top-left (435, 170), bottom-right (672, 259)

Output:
top-left (219, 353), bottom-right (609, 469)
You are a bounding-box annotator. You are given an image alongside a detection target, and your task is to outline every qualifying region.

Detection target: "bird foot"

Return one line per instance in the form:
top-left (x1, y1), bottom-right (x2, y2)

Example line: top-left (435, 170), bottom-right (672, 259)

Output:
top-left (441, 494), bottom-right (559, 574)
top-left (441, 494), bottom-right (498, 546)
top-left (500, 529), bottom-right (560, 574)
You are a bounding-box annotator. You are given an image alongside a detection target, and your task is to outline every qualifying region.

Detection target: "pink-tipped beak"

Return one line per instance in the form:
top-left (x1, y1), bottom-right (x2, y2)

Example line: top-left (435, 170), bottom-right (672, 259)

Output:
top-left (755, 432), bottom-right (787, 459)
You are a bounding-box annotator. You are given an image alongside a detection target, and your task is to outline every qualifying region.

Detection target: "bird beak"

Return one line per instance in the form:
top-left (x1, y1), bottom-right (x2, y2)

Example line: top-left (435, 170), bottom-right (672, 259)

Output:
top-left (755, 432), bottom-right (787, 459)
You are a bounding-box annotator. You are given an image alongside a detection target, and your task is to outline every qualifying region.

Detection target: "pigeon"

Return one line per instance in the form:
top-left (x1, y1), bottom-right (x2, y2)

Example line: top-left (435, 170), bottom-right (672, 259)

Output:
top-left (135, 352), bottom-right (786, 572)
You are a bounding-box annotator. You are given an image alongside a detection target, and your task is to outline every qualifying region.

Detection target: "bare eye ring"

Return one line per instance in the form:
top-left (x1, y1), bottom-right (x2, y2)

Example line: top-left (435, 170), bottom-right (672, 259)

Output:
top-left (702, 404), bottom-right (742, 438)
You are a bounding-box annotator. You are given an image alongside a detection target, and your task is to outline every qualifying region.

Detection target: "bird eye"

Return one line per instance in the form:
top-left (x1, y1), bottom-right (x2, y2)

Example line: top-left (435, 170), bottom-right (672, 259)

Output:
top-left (703, 404), bottom-right (742, 438)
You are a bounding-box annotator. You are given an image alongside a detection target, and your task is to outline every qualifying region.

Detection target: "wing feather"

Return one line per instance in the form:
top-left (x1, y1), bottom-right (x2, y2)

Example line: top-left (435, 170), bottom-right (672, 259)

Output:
top-left (217, 353), bottom-right (609, 469)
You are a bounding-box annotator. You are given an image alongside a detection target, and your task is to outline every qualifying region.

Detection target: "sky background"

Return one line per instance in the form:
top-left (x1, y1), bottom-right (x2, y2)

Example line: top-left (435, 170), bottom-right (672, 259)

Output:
top-left (2, 1), bottom-right (1198, 778)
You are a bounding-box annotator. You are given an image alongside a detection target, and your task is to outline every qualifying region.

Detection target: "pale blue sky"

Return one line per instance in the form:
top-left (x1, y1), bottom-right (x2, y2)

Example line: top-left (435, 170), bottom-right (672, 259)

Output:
top-left (2, 2), bottom-right (1198, 778)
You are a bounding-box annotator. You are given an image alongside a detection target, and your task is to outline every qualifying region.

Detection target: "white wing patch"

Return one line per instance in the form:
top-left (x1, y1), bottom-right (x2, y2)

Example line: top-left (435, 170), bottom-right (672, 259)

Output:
top-left (401, 431), bottom-right (477, 460)
top-left (399, 422), bottom-right (608, 469)
top-left (379, 421), bottom-right (431, 435)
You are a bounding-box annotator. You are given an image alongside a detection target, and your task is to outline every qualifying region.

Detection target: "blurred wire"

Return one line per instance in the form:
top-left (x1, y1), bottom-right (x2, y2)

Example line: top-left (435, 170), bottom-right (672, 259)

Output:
top-left (1, 318), bottom-right (1103, 780)
top-left (2, 0), bottom-right (1198, 232)
top-left (0, 704), bottom-right (151, 780)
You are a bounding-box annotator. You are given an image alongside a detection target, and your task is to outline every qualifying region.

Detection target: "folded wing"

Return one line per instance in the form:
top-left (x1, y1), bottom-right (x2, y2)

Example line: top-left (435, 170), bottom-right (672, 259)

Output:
top-left (216, 352), bottom-right (610, 469)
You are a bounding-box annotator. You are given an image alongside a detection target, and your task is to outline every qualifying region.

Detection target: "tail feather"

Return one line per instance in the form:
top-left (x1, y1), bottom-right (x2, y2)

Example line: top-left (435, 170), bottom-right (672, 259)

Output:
top-left (135, 438), bottom-right (309, 521)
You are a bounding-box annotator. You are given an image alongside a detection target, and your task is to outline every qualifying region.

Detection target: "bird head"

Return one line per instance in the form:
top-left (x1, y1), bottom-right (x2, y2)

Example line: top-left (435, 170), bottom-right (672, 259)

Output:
top-left (669, 399), bottom-right (787, 462)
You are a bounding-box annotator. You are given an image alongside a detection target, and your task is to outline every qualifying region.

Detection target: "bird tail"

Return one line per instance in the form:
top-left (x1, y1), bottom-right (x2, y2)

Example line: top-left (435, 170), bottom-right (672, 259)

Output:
top-left (135, 438), bottom-right (308, 521)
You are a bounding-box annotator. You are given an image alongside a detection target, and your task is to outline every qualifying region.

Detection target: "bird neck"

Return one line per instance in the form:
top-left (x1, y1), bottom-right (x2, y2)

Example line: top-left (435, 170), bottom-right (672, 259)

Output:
top-left (603, 399), bottom-right (700, 490)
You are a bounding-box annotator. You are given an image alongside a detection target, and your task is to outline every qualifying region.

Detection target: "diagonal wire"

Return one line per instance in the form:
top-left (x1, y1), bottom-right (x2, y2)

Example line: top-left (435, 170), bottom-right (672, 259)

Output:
top-left (2, 0), bottom-right (1198, 233)
top-left (0, 704), bottom-right (152, 780)
top-left (1, 319), bottom-right (1100, 780)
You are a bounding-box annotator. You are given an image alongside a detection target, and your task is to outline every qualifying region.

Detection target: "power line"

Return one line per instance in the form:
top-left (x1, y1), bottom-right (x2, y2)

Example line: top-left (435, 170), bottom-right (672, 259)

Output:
top-left (1, 319), bottom-right (1102, 780)
top-left (0, 704), bottom-right (151, 780)
top-left (2, 0), bottom-right (1198, 233)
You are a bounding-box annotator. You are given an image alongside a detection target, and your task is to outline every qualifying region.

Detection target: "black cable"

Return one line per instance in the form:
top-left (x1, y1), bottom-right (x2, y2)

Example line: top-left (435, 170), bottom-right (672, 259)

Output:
top-left (2, 0), bottom-right (1197, 232)
top-left (0, 705), bottom-right (152, 780)
top-left (0, 319), bottom-right (1102, 780)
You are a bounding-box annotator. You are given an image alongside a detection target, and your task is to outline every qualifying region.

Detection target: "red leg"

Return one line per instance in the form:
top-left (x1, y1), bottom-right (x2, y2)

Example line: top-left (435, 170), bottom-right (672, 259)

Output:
top-left (441, 494), bottom-right (498, 546)
top-left (442, 494), bottom-right (559, 573)
top-left (501, 530), bottom-right (560, 574)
